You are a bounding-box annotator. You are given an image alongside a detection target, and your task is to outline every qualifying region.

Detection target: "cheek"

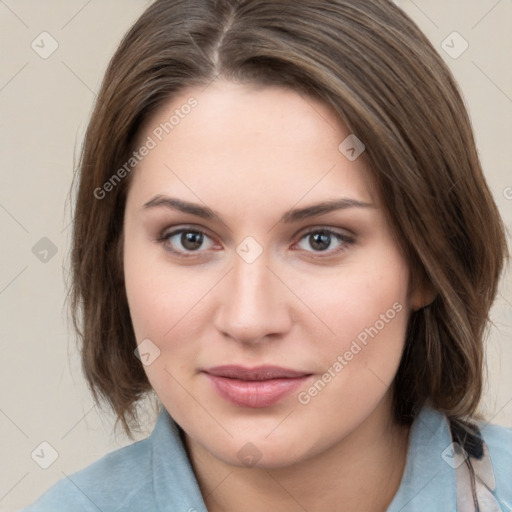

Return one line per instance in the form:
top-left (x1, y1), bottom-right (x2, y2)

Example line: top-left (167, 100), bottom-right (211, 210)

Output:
top-left (302, 246), bottom-right (411, 381)
top-left (123, 226), bottom-right (214, 340)
top-left (290, 258), bottom-right (410, 436)
top-left (123, 241), bottom-right (208, 404)
top-left (123, 237), bottom-right (228, 402)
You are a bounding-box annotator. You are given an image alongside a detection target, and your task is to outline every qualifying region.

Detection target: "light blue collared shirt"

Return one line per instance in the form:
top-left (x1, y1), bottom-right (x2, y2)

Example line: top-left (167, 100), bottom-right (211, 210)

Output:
top-left (20, 405), bottom-right (512, 511)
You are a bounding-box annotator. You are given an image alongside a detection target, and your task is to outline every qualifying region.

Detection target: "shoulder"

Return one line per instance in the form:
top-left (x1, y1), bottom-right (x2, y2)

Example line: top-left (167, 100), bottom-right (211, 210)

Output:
top-left (480, 421), bottom-right (512, 501)
top-left (19, 408), bottom-right (207, 512)
top-left (18, 437), bottom-right (155, 512)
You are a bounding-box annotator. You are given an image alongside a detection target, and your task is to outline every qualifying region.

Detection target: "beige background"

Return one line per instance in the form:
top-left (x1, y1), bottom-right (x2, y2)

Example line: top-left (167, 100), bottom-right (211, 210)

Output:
top-left (0, 1), bottom-right (511, 510)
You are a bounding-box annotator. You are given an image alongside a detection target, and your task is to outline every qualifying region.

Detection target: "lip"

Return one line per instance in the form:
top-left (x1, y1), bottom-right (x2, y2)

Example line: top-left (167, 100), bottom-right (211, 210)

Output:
top-left (204, 365), bottom-right (312, 408)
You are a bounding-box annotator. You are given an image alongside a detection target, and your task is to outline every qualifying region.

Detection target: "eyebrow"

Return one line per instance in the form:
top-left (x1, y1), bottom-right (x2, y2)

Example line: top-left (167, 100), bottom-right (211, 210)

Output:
top-left (142, 195), bottom-right (375, 223)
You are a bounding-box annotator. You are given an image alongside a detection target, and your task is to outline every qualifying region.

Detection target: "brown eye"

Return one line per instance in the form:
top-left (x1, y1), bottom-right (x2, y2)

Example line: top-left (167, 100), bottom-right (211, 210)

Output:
top-left (295, 229), bottom-right (354, 256)
top-left (180, 231), bottom-right (204, 251)
top-left (159, 228), bottom-right (215, 256)
top-left (308, 232), bottom-right (332, 251)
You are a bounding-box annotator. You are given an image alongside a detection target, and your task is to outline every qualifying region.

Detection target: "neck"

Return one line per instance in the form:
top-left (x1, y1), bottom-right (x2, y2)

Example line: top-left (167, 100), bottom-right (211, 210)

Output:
top-left (184, 398), bottom-right (411, 512)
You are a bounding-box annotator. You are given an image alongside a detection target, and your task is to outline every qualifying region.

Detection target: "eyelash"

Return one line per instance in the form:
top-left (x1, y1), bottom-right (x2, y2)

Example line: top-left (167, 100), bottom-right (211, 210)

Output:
top-left (156, 225), bottom-right (355, 260)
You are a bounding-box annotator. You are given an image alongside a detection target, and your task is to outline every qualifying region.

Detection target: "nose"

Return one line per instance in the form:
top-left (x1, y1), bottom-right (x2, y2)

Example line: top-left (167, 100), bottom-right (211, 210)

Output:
top-left (213, 254), bottom-right (292, 345)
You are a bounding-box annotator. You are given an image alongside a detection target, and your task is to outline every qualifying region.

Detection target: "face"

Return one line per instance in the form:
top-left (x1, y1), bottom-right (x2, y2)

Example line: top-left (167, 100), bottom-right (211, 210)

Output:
top-left (123, 80), bottom-right (424, 468)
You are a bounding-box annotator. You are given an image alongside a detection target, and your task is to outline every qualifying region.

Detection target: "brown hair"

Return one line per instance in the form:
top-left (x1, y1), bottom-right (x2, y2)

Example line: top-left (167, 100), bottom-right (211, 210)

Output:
top-left (69, 0), bottom-right (508, 436)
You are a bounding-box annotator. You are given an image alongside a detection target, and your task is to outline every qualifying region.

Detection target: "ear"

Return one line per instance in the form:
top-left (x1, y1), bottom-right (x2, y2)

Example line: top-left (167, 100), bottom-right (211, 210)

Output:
top-left (409, 274), bottom-right (437, 311)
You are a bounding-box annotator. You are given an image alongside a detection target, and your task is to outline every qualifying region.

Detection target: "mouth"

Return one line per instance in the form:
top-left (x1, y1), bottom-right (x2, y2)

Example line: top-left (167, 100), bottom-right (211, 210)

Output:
top-left (203, 365), bottom-right (313, 408)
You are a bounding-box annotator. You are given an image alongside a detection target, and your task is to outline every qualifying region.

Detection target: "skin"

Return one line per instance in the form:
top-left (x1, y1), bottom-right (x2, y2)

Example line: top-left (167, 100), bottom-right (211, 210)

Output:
top-left (123, 80), bottom-right (431, 512)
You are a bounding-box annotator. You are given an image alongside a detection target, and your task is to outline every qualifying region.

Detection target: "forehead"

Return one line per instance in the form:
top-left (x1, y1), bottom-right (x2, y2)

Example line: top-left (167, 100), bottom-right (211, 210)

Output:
top-left (128, 80), bottom-right (376, 213)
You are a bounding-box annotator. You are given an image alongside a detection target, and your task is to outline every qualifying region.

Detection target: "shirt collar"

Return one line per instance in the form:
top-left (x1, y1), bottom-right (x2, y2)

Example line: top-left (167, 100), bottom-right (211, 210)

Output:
top-left (150, 404), bottom-right (456, 511)
top-left (151, 408), bottom-right (209, 512)
top-left (387, 405), bottom-right (457, 511)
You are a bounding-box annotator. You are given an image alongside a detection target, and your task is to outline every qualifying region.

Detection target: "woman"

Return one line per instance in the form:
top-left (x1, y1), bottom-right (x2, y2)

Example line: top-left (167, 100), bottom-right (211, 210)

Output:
top-left (21, 0), bottom-right (511, 511)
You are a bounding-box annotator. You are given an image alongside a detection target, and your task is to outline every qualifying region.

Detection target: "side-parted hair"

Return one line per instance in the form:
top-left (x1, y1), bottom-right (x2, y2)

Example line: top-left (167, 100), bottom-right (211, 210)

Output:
top-left (69, 0), bottom-right (508, 436)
